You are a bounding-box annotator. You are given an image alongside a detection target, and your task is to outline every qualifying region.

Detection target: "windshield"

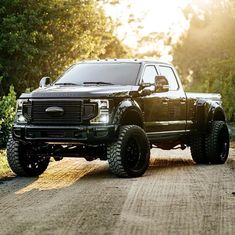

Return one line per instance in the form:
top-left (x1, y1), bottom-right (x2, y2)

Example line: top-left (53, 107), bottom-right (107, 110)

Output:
top-left (55, 63), bottom-right (141, 86)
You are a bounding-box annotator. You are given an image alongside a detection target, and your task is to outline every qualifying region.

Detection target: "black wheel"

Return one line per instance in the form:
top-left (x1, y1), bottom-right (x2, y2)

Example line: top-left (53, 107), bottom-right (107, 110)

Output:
top-left (7, 135), bottom-right (50, 176)
top-left (206, 121), bottom-right (230, 164)
top-left (190, 132), bottom-right (208, 164)
top-left (107, 125), bottom-right (150, 178)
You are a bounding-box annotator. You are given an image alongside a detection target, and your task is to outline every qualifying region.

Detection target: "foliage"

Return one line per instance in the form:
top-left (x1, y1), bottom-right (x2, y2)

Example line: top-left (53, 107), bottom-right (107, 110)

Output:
top-left (99, 36), bottom-right (130, 59)
top-left (172, 0), bottom-right (235, 120)
top-left (200, 58), bottom-right (235, 120)
top-left (0, 0), bottom-right (128, 96)
top-left (135, 32), bottom-right (170, 59)
top-left (0, 86), bottom-right (16, 146)
top-left (0, 150), bottom-right (10, 177)
top-left (229, 123), bottom-right (235, 140)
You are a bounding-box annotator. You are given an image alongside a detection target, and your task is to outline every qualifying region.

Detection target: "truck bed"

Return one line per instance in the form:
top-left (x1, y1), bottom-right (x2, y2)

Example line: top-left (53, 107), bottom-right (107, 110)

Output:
top-left (186, 92), bottom-right (221, 102)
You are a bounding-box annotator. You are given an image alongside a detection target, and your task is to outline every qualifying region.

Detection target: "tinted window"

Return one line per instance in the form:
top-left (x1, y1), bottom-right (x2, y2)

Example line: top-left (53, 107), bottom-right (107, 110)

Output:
top-left (159, 66), bottom-right (179, 90)
top-left (55, 63), bottom-right (141, 85)
top-left (142, 65), bottom-right (157, 84)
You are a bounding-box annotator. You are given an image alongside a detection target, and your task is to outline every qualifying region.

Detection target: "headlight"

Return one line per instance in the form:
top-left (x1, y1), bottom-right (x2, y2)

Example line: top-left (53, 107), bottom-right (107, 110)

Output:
top-left (15, 99), bottom-right (27, 123)
top-left (16, 99), bottom-right (24, 111)
top-left (90, 99), bottom-right (110, 124)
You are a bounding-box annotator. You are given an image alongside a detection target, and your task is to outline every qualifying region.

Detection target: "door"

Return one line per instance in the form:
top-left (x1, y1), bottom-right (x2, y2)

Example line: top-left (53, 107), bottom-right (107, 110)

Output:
top-left (158, 65), bottom-right (187, 131)
top-left (142, 65), bottom-right (170, 133)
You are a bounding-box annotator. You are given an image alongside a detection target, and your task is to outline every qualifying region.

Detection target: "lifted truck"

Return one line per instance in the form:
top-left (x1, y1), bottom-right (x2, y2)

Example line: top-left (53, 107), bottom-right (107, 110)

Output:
top-left (7, 60), bottom-right (230, 177)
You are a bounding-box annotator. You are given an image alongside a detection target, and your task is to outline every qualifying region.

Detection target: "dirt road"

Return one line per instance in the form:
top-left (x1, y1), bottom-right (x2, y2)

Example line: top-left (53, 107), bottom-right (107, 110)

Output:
top-left (0, 148), bottom-right (235, 235)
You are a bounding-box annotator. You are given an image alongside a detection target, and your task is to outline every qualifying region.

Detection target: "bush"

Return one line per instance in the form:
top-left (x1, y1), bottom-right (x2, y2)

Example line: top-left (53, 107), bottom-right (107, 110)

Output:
top-left (0, 150), bottom-right (10, 176)
top-left (229, 123), bottom-right (235, 140)
top-left (0, 86), bottom-right (16, 147)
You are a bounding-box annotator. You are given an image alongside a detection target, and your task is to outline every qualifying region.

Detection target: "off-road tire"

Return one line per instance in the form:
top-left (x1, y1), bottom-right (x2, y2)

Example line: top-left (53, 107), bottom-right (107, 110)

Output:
top-left (107, 125), bottom-right (150, 178)
top-left (7, 135), bottom-right (50, 176)
top-left (190, 132), bottom-right (208, 164)
top-left (205, 121), bottom-right (230, 164)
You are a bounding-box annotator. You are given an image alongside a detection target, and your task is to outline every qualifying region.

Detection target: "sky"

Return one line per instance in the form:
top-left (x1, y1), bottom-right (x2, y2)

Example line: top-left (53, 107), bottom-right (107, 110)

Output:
top-left (104, 0), bottom-right (213, 61)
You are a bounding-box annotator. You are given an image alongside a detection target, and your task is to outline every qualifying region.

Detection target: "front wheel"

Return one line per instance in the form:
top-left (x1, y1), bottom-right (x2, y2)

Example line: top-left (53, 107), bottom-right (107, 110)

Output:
top-left (107, 125), bottom-right (150, 178)
top-left (205, 121), bottom-right (230, 164)
top-left (7, 135), bottom-right (50, 176)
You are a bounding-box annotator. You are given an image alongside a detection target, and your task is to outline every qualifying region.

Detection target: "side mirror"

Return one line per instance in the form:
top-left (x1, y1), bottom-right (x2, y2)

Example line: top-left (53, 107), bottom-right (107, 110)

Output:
top-left (155, 75), bottom-right (169, 92)
top-left (139, 82), bottom-right (154, 96)
top-left (39, 76), bottom-right (51, 88)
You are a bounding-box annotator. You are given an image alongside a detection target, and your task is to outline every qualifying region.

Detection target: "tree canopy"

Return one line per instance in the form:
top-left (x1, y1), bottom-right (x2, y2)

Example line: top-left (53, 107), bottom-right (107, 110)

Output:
top-left (173, 0), bottom-right (235, 120)
top-left (0, 0), bottom-right (128, 96)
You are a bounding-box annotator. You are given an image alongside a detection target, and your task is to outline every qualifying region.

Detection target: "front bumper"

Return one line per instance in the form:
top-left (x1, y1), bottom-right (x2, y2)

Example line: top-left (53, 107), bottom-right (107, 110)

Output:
top-left (13, 124), bottom-right (117, 144)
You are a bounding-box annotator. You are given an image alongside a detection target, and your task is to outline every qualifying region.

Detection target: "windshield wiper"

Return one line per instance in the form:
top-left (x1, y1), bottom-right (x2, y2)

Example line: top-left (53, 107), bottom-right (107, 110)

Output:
top-left (55, 82), bottom-right (78, 86)
top-left (83, 82), bottom-right (114, 85)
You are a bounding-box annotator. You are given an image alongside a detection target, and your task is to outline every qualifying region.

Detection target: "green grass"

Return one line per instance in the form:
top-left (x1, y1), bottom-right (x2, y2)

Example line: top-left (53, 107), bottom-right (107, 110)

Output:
top-left (0, 150), bottom-right (11, 177)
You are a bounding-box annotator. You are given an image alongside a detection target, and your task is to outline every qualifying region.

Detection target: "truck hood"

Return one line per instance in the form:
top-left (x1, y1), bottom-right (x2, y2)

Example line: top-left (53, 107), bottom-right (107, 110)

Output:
top-left (20, 85), bottom-right (139, 99)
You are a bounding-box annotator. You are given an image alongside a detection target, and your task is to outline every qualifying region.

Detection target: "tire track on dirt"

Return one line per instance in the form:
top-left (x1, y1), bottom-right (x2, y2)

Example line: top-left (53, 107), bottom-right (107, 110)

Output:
top-left (0, 149), bottom-right (234, 235)
top-left (112, 149), bottom-right (235, 235)
top-left (0, 158), bottom-right (131, 235)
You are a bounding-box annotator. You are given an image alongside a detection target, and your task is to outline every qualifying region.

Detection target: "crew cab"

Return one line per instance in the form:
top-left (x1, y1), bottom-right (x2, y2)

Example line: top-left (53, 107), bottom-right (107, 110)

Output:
top-left (7, 60), bottom-right (230, 177)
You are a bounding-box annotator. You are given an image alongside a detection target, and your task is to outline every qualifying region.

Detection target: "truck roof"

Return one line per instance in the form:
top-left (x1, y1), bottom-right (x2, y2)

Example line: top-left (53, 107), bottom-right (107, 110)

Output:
top-left (78, 59), bottom-right (171, 66)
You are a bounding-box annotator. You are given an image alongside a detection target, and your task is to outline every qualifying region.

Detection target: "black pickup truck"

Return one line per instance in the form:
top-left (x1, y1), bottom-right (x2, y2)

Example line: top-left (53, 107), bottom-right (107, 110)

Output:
top-left (7, 60), bottom-right (230, 177)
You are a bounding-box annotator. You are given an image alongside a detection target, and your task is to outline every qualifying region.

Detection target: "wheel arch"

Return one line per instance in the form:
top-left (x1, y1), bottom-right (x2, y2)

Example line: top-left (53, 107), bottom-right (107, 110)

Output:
top-left (112, 99), bottom-right (144, 128)
top-left (207, 104), bottom-right (226, 125)
top-left (195, 99), bottom-right (226, 131)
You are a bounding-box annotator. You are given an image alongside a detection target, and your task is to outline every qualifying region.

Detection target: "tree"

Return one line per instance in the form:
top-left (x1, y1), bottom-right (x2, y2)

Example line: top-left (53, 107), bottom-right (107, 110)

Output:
top-left (200, 57), bottom-right (235, 120)
top-left (0, 86), bottom-right (16, 146)
top-left (0, 0), bottom-right (127, 96)
top-left (172, 0), bottom-right (235, 120)
top-left (99, 36), bottom-right (131, 59)
top-left (135, 32), bottom-right (171, 59)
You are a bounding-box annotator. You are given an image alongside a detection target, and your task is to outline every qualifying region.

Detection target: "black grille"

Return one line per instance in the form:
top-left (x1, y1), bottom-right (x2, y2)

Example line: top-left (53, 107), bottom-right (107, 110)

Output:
top-left (30, 100), bottom-right (83, 125)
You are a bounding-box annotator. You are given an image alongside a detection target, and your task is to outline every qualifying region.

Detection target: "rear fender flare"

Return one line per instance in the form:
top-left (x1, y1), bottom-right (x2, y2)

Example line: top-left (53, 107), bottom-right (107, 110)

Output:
top-left (195, 99), bottom-right (226, 131)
